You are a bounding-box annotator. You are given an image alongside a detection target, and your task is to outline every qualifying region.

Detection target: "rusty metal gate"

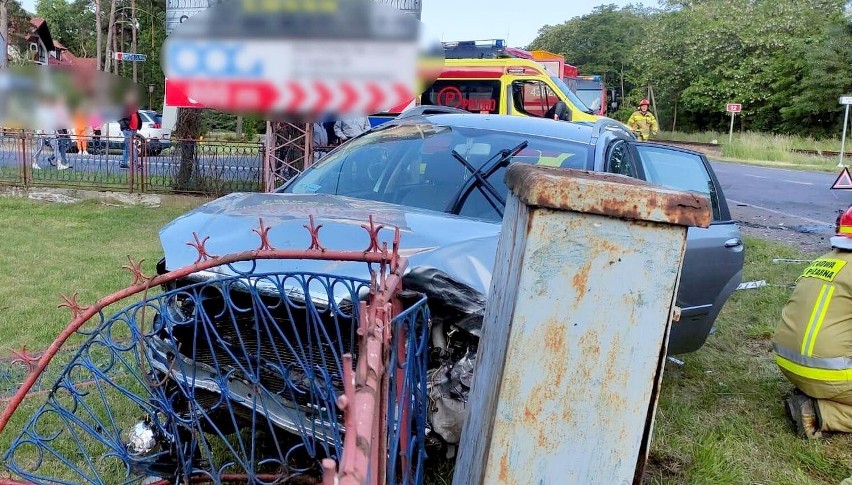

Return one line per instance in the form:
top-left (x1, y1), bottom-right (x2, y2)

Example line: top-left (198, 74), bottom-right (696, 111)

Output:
top-left (0, 217), bottom-right (429, 485)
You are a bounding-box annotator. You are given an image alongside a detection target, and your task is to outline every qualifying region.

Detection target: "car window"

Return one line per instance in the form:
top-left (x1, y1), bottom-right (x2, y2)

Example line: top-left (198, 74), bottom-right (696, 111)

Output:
top-left (511, 80), bottom-right (560, 118)
top-left (139, 112), bottom-right (154, 123)
top-left (605, 139), bottom-right (639, 178)
top-left (575, 89), bottom-right (602, 113)
top-left (421, 80), bottom-right (500, 114)
top-left (634, 145), bottom-right (723, 221)
top-left (284, 122), bottom-right (590, 214)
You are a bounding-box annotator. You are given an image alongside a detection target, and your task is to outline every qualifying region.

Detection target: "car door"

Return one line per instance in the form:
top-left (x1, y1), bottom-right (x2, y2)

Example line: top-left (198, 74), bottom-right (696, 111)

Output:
top-left (604, 140), bottom-right (744, 354)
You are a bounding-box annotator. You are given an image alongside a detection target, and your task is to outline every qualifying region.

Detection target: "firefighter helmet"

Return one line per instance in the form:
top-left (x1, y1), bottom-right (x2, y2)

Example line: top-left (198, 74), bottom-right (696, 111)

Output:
top-left (831, 205), bottom-right (852, 250)
top-left (639, 99), bottom-right (650, 107)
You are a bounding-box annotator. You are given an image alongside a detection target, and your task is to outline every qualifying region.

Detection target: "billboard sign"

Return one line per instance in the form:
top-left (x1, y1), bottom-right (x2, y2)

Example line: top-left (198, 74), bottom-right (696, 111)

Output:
top-left (162, 0), bottom-right (441, 116)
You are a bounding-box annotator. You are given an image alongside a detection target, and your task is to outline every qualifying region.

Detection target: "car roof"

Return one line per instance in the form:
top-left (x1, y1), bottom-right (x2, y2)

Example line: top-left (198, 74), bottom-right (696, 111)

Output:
top-left (387, 113), bottom-right (595, 145)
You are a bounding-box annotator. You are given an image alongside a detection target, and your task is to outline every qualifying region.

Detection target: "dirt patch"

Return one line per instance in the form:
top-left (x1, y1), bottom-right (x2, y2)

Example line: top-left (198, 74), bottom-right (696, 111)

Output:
top-left (730, 203), bottom-right (833, 255)
top-left (643, 452), bottom-right (689, 482)
top-left (743, 338), bottom-right (773, 357)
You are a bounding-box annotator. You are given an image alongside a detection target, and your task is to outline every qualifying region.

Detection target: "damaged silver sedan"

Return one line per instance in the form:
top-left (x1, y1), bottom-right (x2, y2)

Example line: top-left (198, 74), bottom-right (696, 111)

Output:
top-left (154, 113), bottom-right (743, 460)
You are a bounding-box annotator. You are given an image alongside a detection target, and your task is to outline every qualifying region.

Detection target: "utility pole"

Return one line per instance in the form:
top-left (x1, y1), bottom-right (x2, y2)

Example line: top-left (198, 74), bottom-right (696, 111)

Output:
top-left (131, 0), bottom-right (137, 83)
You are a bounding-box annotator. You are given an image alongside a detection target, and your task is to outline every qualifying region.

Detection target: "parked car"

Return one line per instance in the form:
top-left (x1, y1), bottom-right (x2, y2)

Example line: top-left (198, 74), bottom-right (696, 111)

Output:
top-left (89, 110), bottom-right (171, 156)
top-left (153, 113), bottom-right (743, 460)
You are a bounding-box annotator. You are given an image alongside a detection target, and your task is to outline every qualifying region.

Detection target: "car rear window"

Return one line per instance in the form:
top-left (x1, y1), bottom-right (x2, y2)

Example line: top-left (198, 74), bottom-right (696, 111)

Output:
top-left (421, 80), bottom-right (501, 114)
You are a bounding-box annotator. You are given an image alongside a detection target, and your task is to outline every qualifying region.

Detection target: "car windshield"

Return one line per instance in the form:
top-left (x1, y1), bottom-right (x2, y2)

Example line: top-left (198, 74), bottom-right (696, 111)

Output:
top-left (550, 76), bottom-right (594, 114)
top-left (282, 122), bottom-right (591, 214)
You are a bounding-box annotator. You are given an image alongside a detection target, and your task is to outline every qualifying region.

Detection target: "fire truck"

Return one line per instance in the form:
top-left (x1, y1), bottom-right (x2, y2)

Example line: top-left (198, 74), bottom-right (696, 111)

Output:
top-left (529, 50), bottom-right (616, 116)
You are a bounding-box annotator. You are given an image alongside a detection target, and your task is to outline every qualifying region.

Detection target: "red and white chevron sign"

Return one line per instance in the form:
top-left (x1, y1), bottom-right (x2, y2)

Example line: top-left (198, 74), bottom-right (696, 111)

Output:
top-left (163, 39), bottom-right (419, 116)
top-left (165, 79), bottom-right (413, 114)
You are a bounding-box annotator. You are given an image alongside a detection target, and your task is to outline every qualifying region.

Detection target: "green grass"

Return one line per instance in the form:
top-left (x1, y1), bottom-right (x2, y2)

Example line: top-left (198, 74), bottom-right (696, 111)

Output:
top-left (659, 131), bottom-right (848, 172)
top-left (646, 238), bottom-right (852, 484)
top-left (661, 130), bottom-right (847, 152)
top-left (0, 199), bottom-right (849, 483)
top-left (0, 197), bottom-right (198, 352)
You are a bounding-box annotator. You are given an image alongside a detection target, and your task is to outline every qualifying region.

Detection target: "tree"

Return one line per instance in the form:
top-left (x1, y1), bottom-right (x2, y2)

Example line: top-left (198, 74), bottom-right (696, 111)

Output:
top-left (1, 0), bottom-right (8, 68)
top-left (36, 0), bottom-right (96, 57)
top-left (528, 4), bottom-right (653, 90)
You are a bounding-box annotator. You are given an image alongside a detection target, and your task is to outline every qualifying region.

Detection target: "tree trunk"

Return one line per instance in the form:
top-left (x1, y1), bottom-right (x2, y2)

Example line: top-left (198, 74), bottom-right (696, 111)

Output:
top-left (104, 0), bottom-right (117, 72)
top-left (174, 108), bottom-right (202, 191)
top-left (112, 31), bottom-right (118, 74)
top-left (0, 0), bottom-right (8, 69)
top-left (672, 94), bottom-right (678, 132)
top-left (236, 115), bottom-right (243, 136)
top-left (131, 0), bottom-right (137, 83)
top-left (95, 0), bottom-right (101, 70)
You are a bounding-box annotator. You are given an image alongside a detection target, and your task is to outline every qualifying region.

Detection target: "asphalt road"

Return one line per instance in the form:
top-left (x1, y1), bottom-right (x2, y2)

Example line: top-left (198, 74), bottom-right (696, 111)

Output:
top-left (711, 161), bottom-right (852, 229)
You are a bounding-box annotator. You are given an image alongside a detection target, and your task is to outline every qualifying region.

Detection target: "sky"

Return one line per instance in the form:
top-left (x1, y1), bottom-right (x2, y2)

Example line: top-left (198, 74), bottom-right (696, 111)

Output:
top-left (18, 0), bottom-right (645, 49)
top-left (419, 0), bottom-right (641, 47)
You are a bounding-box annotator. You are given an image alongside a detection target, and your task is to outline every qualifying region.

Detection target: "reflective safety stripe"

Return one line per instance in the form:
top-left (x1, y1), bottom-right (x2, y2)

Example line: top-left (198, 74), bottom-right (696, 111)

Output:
top-left (807, 285), bottom-right (835, 356)
top-left (773, 342), bottom-right (852, 370)
top-left (775, 354), bottom-right (852, 382)
top-left (800, 284), bottom-right (832, 355)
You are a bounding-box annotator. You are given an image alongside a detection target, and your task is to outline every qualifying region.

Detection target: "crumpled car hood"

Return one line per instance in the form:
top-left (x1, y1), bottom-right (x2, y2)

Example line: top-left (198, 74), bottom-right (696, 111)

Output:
top-left (159, 192), bottom-right (500, 295)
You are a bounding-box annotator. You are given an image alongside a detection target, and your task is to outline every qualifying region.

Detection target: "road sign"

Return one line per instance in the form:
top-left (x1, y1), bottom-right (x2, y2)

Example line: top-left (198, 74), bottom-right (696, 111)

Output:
top-left (114, 52), bottom-right (147, 62)
top-left (726, 103), bottom-right (741, 143)
top-left (831, 167), bottom-right (852, 189)
top-left (840, 96), bottom-right (852, 105)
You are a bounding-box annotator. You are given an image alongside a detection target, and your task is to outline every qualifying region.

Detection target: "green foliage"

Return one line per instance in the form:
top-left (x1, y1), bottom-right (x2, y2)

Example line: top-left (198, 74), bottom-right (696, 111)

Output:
top-left (34, 0), bottom-right (167, 109)
top-left (35, 0), bottom-right (95, 57)
top-left (528, 4), bottom-right (651, 90)
top-left (528, 0), bottom-right (852, 137)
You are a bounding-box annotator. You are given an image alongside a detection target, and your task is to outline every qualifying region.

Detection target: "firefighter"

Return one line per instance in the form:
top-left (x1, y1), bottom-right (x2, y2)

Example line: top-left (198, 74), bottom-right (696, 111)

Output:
top-left (773, 205), bottom-right (852, 439)
top-left (627, 99), bottom-right (658, 141)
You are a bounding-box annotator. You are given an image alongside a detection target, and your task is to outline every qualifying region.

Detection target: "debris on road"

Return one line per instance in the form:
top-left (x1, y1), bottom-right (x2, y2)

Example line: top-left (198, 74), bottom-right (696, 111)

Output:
top-left (737, 280), bottom-right (768, 290)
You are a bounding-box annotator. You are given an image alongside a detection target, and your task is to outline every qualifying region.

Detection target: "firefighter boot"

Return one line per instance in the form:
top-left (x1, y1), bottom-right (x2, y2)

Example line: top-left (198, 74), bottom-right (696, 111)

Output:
top-left (785, 393), bottom-right (823, 439)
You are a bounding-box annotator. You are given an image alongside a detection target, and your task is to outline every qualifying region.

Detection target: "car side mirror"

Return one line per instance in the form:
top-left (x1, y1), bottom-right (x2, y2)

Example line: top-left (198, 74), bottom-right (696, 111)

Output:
top-left (552, 101), bottom-right (571, 122)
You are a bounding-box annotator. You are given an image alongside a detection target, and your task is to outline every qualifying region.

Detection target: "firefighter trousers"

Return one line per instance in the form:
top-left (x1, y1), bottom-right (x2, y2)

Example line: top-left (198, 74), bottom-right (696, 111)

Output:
top-left (782, 369), bottom-right (852, 433)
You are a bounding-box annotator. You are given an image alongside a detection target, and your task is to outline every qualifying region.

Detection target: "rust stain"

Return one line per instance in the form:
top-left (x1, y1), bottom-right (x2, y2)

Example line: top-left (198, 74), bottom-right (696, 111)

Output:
top-left (571, 261), bottom-right (592, 301)
top-left (498, 451), bottom-right (509, 482)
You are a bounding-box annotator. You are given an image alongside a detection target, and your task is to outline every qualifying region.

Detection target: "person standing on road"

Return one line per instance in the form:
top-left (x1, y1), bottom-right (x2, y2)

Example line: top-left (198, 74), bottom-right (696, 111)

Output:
top-left (73, 109), bottom-right (89, 155)
top-left (773, 205), bottom-right (852, 440)
top-left (627, 99), bottom-right (658, 141)
top-left (333, 116), bottom-right (371, 144)
top-left (119, 99), bottom-right (142, 169)
top-left (312, 122), bottom-right (329, 163)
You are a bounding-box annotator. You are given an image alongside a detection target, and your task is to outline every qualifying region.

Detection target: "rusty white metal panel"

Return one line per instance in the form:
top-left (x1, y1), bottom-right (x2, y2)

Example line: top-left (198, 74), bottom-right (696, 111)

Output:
top-left (481, 209), bottom-right (685, 484)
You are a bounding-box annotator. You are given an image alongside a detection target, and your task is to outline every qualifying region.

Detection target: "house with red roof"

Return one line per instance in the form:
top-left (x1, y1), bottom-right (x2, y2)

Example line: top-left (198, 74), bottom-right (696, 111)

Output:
top-left (5, 17), bottom-right (96, 69)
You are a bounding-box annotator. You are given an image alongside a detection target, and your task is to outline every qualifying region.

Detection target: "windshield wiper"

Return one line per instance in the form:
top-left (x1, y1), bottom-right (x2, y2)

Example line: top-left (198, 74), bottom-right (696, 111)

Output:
top-left (450, 140), bottom-right (529, 218)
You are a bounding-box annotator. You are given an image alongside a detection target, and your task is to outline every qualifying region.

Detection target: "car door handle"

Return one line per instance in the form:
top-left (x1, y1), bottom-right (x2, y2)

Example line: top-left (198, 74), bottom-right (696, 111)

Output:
top-left (724, 238), bottom-right (743, 249)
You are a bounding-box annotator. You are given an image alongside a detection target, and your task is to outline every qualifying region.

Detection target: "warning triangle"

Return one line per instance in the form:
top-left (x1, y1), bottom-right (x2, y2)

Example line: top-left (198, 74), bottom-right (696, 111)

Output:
top-left (832, 167), bottom-right (852, 190)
